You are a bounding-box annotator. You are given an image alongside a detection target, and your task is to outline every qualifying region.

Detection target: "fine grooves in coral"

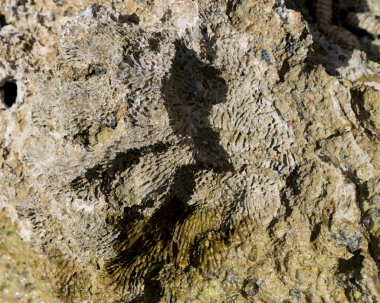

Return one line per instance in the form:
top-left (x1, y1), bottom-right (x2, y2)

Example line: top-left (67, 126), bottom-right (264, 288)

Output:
top-left (105, 40), bottom-right (235, 295)
top-left (347, 12), bottom-right (380, 36)
top-left (48, 249), bottom-right (92, 302)
top-left (106, 194), bottom-right (191, 294)
top-left (2, 1), bottom-right (380, 302)
top-left (71, 143), bottom-right (170, 200)
top-left (315, 0), bottom-right (333, 27)
top-left (161, 40), bottom-right (231, 171)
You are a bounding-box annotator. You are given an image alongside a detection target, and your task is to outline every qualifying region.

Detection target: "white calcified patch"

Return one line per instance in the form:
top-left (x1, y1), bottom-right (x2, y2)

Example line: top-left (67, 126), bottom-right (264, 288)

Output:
top-left (171, 0), bottom-right (199, 36)
top-left (18, 220), bottom-right (33, 242)
top-left (274, 0), bottom-right (290, 23)
top-left (337, 50), bottom-right (371, 81)
top-left (367, 0), bottom-right (380, 17)
top-left (72, 198), bottom-right (95, 214)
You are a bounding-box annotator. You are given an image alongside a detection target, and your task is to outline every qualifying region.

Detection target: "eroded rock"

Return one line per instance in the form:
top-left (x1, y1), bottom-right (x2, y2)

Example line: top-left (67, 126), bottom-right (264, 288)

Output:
top-left (0, 1), bottom-right (380, 302)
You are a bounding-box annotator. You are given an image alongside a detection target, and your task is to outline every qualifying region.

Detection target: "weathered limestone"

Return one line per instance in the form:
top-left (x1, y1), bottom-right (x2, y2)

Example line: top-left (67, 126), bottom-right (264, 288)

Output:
top-left (0, 1), bottom-right (380, 302)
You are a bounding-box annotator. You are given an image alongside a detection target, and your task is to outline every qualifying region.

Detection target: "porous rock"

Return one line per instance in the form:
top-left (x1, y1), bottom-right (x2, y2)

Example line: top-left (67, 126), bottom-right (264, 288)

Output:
top-left (0, 0), bottom-right (380, 302)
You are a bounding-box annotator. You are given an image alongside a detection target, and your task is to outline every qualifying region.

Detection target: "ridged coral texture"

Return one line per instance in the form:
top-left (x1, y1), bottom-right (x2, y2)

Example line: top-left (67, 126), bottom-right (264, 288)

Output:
top-left (0, 0), bottom-right (380, 302)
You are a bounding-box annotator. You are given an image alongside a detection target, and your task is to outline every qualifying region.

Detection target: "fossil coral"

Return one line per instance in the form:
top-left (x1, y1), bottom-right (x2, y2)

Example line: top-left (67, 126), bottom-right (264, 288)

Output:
top-left (311, 0), bottom-right (380, 52)
top-left (1, 0), bottom-right (380, 302)
top-left (315, 0), bottom-right (333, 27)
top-left (348, 12), bottom-right (380, 36)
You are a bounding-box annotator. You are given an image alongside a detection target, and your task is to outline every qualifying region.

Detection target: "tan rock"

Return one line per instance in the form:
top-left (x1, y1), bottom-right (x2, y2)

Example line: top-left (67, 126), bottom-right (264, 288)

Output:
top-left (0, 0), bottom-right (379, 302)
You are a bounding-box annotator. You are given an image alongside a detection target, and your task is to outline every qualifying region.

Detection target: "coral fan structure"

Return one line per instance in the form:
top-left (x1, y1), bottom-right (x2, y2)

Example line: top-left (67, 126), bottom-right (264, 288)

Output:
top-left (0, 0), bottom-right (380, 302)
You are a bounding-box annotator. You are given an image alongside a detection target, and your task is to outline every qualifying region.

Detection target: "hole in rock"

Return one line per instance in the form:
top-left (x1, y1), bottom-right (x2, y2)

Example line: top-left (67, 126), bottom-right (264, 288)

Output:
top-left (0, 14), bottom-right (6, 27)
top-left (119, 13), bottom-right (140, 24)
top-left (1, 80), bottom-right (17, 108)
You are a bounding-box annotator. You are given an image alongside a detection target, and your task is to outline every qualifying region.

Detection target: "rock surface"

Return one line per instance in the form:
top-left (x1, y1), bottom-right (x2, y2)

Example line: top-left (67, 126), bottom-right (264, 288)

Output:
top-left (0, 0), bottom-right (379, 302)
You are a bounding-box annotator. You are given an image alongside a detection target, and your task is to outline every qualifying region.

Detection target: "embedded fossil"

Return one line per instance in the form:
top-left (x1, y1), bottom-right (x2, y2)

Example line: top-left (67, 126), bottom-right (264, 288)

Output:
top-left (314, 0), bottom-right (380, 47)
top-left (1, 1), bottom-right (380, 303)
top-left (285, 0), bottom-right (380, 63)
top-left (345, 0), bottom-right (380, 37)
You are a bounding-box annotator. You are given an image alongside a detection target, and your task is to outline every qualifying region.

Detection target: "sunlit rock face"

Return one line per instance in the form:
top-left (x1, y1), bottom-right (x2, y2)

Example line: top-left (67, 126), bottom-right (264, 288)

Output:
top-left (0, 1), bottom-right (380, 302)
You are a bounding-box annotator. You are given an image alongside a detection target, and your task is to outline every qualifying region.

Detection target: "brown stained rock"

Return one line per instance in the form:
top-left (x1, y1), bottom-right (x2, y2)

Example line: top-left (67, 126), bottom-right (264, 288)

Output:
top-left (351, 85), bottom-right (380, 138)
top-left (0, 210), bottom-right (60, 303)
top-left (0, 0), bottom-right (380, 302)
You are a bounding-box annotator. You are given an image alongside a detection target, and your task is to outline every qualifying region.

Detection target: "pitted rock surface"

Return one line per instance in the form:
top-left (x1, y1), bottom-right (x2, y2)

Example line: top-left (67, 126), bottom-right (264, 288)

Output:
top-left (0, 1), bottom-right (380, 302)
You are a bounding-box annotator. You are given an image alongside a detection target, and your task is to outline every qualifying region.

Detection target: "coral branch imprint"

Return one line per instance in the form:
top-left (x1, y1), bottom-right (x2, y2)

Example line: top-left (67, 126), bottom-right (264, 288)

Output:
top-left (1, 1), bottom-right (380, 302)
top-left (306, 0), bottom-right (380, 53)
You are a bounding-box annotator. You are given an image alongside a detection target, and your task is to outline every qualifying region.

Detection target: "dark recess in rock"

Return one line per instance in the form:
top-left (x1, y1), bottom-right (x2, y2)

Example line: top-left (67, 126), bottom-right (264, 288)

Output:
top-left (1, 80), bottom-right (17, 108)
top-left (0, 14), bottom-right (7, 27)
